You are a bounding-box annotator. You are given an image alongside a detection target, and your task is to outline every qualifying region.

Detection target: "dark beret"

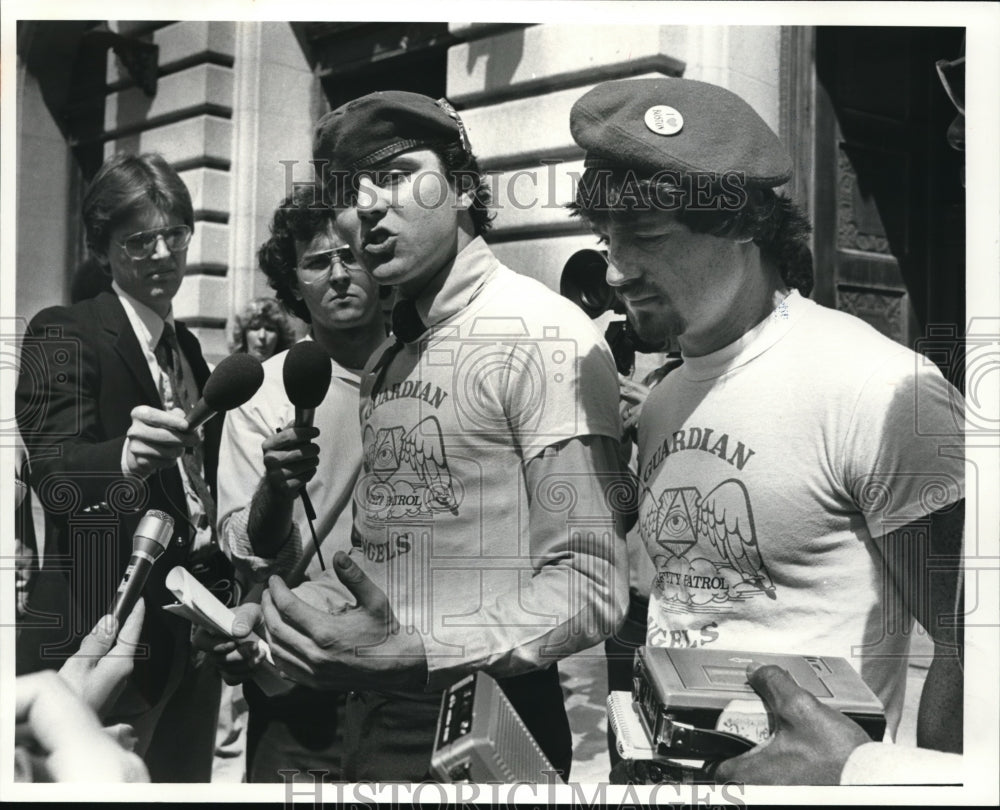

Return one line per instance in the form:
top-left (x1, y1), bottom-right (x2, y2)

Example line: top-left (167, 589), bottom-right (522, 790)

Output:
top-left (313, 90), bottom-right (466, 175)
top-left (570, 77), bottom-right (792, 187)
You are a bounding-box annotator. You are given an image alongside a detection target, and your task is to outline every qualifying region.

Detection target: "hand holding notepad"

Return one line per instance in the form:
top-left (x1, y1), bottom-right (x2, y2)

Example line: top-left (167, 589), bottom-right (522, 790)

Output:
top-left (164, 566), bottom-right (293, 696)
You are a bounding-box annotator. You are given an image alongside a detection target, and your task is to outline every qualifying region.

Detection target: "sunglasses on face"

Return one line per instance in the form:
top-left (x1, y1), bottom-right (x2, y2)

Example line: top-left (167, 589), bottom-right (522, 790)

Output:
top-left (297, 247), bottom-right (364, 285)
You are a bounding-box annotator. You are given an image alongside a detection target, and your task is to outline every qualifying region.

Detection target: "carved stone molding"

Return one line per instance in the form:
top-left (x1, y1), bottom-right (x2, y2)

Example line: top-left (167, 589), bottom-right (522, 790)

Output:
top-left (836, 149), bottom-right (891, 255)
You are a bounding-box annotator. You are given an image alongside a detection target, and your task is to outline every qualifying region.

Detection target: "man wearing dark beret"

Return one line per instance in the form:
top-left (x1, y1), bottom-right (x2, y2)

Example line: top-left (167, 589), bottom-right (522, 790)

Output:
top-left (569, 77), bottom-right (965, 776)
top-left (234, 90), bottom-right (630, 781)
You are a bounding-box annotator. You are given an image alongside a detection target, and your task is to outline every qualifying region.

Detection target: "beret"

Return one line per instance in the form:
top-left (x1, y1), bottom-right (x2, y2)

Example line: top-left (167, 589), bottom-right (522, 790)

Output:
top-left (570, 77), bottom-right (792, 187)
top-left (313, 90), bottom-right (467, 175)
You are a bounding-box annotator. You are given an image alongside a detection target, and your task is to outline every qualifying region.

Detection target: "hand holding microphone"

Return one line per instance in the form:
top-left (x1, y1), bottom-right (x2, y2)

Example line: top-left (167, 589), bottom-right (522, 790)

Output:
top-left (124, 407), bottom-right (200, 478)
top-left (260, 426), bottom-right (321, 495)
top-left (259, 343), bottom-right (332, 495)
top-left (124, 353), bottom-right (265, 478)
top-left (277, 341), bottom-right (333, 567)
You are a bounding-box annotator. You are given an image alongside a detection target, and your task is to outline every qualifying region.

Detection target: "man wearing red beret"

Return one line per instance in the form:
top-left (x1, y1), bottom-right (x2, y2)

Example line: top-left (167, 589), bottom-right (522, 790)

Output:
top-left (568, 77), bottom-right (965, 777)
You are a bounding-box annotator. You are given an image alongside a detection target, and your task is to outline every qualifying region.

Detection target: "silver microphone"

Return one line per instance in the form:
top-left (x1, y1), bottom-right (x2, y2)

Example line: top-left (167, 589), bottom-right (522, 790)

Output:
top-left (109, 509), bottom-right (174, 626)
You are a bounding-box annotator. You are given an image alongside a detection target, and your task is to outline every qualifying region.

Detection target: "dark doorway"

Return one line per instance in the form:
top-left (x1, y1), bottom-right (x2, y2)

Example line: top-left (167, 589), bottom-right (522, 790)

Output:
top-left (813, 27), bottom-right (966, 389)
top-left (302, 22), bottom-right (454, 110)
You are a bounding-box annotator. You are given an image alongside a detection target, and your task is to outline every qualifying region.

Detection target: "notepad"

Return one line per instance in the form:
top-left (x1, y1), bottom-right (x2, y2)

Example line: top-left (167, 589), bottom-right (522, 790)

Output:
top-left (163, 565), bottom-right (293, 697)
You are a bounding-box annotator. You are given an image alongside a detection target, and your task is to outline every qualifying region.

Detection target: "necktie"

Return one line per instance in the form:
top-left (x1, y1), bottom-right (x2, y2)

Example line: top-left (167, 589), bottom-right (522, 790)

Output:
top-left (371, 299), bottom-right (427, 397)
top-left (154, 322), bottom-right (217, 536)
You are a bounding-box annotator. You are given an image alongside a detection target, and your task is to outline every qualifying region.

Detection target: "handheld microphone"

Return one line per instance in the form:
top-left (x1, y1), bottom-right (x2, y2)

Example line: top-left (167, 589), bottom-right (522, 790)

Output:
top-left (109, 509), bottom-right (175, 626)
top-left (282, 341), bottom-right (334, 568)
top-left (283, 341), bottom-right (333, 428)
top-left (185, 353), bottom-right (266, 430)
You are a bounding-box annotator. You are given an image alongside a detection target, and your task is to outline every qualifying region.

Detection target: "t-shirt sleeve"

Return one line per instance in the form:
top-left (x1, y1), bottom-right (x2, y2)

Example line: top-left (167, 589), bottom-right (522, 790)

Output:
top-left (843, 350), bottom-right (965, 539)
top-left (500, 302), bottom-right (622, 461)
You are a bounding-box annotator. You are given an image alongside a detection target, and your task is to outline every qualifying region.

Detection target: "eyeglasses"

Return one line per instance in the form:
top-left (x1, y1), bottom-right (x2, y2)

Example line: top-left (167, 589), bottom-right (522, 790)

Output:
top-left (935, 55), bottom-right (965, 116)
top-left (116, 225), bottom-right (193, 261)
top-left (297, 247), bottom-right (364, 286)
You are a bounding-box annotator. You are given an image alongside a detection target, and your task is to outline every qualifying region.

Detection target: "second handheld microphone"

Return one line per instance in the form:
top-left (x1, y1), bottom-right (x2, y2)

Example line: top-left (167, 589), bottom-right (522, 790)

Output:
top-left (109, 509), bottom-right (175, 627)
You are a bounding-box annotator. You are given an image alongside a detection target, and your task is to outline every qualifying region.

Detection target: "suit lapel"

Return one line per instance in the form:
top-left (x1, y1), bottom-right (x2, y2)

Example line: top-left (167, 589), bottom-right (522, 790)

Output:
top-left (95, 291), bottom-right (163, 408)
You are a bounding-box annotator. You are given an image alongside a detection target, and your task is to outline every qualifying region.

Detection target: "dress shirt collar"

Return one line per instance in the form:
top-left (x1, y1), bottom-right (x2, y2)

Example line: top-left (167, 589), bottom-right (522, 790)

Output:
top-left (112, 280), bottom-right (176, 349)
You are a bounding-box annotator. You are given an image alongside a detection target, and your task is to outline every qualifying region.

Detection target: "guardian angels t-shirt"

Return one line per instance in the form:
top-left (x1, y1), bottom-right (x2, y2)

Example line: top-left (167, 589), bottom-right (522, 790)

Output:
top-left (351, 238), bottom-right (622, 687)
top-left (636, 291), bottom-right (964, 734)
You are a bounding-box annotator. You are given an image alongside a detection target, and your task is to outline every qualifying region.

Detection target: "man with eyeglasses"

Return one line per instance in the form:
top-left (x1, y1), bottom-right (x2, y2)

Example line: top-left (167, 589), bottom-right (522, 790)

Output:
top-left (15, 151), bottom-right (224, 781)
top-left (206, 190), bottom-right (388, 781)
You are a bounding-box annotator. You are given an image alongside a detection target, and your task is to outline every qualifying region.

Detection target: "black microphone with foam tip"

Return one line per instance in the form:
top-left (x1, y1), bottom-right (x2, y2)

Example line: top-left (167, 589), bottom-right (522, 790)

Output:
top-left (109, 509), bottom-right (175, 627)
top-left (283, 341), bottom-right (333, 428)
top-left (185, 352), bottom-right (266, 430)
top-left (282, 341), bottom-right (333, 569)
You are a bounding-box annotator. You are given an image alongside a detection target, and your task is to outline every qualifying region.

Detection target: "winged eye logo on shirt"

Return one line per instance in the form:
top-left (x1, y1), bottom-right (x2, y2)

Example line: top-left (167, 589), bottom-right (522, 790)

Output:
top-left (363, 416), bottom-right (460, 515)
top-left (644, 479), bottom-right (776, 606)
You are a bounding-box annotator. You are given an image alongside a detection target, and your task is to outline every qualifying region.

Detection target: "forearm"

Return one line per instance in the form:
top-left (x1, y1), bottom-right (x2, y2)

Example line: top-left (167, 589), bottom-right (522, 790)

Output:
top-left (420, 435), bottom-right (630, 689)
top-left (218, 407), bottom-right (306, 580)
top-left (917, 521), bottom-right (964, 754)
top-left (246, 477), bottom-right (296, 558)
top-left (445, 552), bottom-right (627, 683)
top-left (917, 648), bottom-right (963, 753)
top-left (882, 502), bottom-right (964, 753)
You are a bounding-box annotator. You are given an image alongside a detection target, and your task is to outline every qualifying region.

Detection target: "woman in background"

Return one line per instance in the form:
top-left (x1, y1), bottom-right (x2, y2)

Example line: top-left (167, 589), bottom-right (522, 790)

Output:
top-left (227, 296), bottom-right (297, 362)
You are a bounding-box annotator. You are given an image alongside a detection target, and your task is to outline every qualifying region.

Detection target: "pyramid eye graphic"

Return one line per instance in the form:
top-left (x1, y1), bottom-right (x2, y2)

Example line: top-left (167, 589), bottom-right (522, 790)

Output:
top-left (654, 488), bottom-right (699, 557)
top-left (375, 443), bottom-right (397, 468)
top-left (368, 426), bottom-right (404, 479)
top-left (662, 507), bottom-right (690, 538)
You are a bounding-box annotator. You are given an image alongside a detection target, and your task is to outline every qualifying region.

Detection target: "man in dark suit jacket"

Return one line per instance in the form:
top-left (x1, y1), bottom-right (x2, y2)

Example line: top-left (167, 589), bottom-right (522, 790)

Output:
top-left (15, 152), bottom-right (223, 782)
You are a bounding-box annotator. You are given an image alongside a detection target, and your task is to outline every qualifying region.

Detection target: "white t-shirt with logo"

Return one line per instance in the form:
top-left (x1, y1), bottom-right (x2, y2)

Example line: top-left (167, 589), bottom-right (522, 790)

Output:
top-left (352, 238), bottom-right (623, 689)
top-left (636, 291), bottom-right (964, 734)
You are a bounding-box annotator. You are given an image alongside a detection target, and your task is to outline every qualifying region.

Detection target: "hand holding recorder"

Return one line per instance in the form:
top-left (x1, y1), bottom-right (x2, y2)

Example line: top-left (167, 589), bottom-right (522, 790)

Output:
top-left (712, 663), bottom-right (873, 785)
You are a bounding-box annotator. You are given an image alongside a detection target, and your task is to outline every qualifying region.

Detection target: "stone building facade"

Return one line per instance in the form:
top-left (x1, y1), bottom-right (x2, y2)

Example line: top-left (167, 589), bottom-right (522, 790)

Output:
top-left (15, 21), bottom-right (964, 372)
